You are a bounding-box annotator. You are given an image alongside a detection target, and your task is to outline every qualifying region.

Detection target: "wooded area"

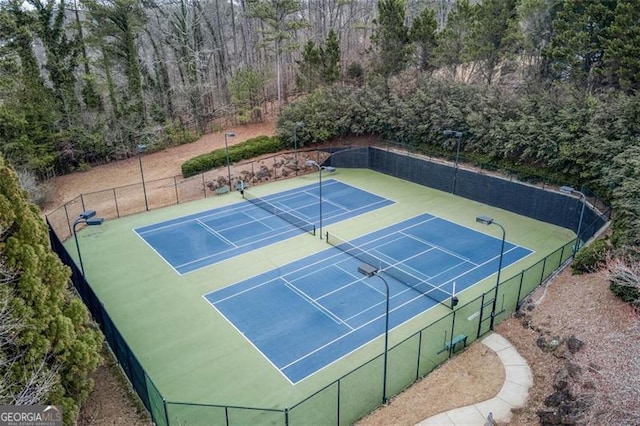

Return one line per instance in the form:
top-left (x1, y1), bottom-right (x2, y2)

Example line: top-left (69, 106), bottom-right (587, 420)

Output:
top-left (2, 0), bottom-right (636, 177)
top-left (2, 0), bottom-right (640, 421)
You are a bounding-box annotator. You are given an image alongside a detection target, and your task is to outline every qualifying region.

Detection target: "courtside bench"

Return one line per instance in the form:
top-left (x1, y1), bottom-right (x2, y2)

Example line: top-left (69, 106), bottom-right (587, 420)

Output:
top-left (437, 334), bottom-right (468, 354)
top-left (215, 185), bottom-right (230, 195)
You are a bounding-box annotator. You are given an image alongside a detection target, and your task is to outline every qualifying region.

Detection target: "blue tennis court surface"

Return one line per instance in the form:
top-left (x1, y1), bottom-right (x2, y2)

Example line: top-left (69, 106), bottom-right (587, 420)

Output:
top-left (135, 180), bottom-right (393, 274)
top-left (204, 214), bottom-right (533, 383)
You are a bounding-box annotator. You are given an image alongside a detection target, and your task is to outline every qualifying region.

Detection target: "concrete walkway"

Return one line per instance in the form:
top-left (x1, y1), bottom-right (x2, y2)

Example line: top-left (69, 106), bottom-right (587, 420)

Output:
top-left (416, 333), bottom-right (532, 426)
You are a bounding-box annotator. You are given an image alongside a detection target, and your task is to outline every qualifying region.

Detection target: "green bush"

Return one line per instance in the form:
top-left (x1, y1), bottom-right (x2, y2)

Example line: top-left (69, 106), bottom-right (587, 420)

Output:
top-left (609, 282), bottom-right (640, 307)
top-left (572, 238), bottom-right (610, 274)
top-left (181, 135), bottom-right (283, 177)
top-left (165, 121), bottom-right (199, 146)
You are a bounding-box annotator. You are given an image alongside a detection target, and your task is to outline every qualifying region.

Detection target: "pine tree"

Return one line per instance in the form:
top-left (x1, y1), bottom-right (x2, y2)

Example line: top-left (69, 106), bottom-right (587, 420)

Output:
top-left (468, 0), bottom-right (518, 84)
top-left (544, 0), bottom-right (617, 90)
top-left (602, 0), bottom-right (640, 92)
top-left (410, 7), bottom-right (438, 72)
top-left (83, 0), bottom-right (147, 122)
top-left (434, 0), bottom-right (475, 81)
top-left (229, 66), bottom-right (267, 123)
top-left (0, 155), bottom-right (103, 424)
top-left (321, 29), bottom-right (340, 84)
top-left (28, 0), bottom-right (82, 127)
top-left (0, 4), bottom-right (58, 174)
top-left (296, 30), bottom-right (341, 91)
top-left (296, 41), bottom-right (322, 92)
top-left (371, 0), bottom-right (412, 78)
top-left (246, 0), bottom-right (306, 104)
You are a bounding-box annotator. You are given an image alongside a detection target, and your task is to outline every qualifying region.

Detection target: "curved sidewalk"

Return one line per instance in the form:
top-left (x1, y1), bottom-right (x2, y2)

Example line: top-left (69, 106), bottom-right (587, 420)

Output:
top-left (416, 333), bottom-right (532, 426)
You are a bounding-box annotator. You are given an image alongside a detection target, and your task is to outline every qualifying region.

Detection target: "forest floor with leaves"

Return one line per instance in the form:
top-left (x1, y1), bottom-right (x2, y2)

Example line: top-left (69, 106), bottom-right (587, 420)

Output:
top-left (46, 121), bottom-right (639, 425)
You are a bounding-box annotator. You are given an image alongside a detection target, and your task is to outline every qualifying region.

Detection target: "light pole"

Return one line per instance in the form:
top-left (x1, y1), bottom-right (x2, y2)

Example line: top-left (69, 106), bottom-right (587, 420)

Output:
top-left (137, 144), bottom-right (149, 211)
top-left (443, 130), bottom-right (463, 194)
top-left (224, 131), bottom-right (236, 189)
top-left (73, 210), bottom-right (104, 278)
top-left (293, 122), bottom-right (304, 172)
top-left (358, 263), bottom-right (390, 405)
top-left (476, 215), bottom-right (505, 331)
top-left (305, 160), bottom-right (323, 239)
top-left (560, 186), bottom-right (586, 257)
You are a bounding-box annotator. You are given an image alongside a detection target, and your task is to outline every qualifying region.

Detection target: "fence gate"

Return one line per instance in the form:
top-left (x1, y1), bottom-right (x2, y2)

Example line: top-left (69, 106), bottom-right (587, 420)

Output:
top-left (476, 291), bottom-right (495, 338)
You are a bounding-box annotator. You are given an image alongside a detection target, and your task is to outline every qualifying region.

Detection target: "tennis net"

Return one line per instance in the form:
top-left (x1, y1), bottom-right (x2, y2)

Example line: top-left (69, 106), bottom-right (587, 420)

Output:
top-left (326, 232), bottom-right (454, 308)
top-left (243, 190), bottom-right (316, 236)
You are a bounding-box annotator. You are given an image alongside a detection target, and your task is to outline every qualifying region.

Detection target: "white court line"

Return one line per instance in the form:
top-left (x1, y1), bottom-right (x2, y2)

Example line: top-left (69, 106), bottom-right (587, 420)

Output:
top-left (202, 294), bottom-right (296, 385)
top-left (334, 232), bottom-right (444, 289)
top-left (196, 219), bottom-right (236, 247)
top-left (205, 211), bottom-right (535, 383)
top-left (174, 226), bottom-right (302, 272)
top-left (333, 231), bottom-right (468, 302)
top-left (282, 279), bottom-right (350, 328)
top-left (282, 261), bottom-right (490, 377)
top-left (399, 229), bottom-right (475, 264)
top-left (136, 203), bottom-right (249, 235)
top-left (144, 180), bottom-right (395, 274)
top-left (294, 263), bottom-right (365, 302)
top-left (132, 228), bottom-right (181, 275)
top-left (210, 276), bottom-right (282, 304)
top-left (427, 245), bottom-right (523, 292)
top-left (204, 248), bottom-right (353, 302)
top-left (279, 286), bottom-right (417, 372)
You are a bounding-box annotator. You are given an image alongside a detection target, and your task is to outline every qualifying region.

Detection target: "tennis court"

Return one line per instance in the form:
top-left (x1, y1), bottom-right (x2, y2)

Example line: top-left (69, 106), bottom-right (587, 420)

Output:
top-left (134, 180), bottom-right (393, 273)
top-left (205, 213), bottom-right (532, 383)
top-left (63, 167), bottom-right (577, 422)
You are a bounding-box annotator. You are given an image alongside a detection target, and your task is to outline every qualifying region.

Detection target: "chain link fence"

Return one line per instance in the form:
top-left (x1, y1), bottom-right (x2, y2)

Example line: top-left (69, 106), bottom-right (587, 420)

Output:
top-left (47, 144), bottom-right (610, 425)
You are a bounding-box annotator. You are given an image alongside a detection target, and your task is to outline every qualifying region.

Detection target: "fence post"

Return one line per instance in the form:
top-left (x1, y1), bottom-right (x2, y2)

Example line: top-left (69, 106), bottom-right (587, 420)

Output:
top-left (163, 399), bottom-right (170, 426)
top-left (337, 380), bottom-right (341, 426)
top-left (539, 257), bottom-right (547, 284)
top-left (284, 408), bottom-right (289, 426)
top-left (515, 271), bottom-right (525, 309)
top-left (476, 292), bottom-right (486, 339)
top-left (449, 310), bottom-right (457, 357)
top-left (202, 173), bottom-right (206, 198)
top-left (112, 188), bottom-right (120, 218)
top-left (80, 193), bottom-right (86, 212)
top-left (174, 176), bottom-right (179, 204)
top-left (63, 204), bottom-right (72, 237)
top-left (416, 331), bottom-right (422, 380)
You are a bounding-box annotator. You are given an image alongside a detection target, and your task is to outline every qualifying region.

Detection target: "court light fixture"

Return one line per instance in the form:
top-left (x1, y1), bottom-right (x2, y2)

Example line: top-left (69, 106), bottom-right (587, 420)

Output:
top-left (475, 215), bottom-right (494, 226)
top-left (224, 131), bottom-right (236, 190)
top-left (79, 210), bottom-right (96, 220)
top-left (73, 211), bottom-right (104, 278)
top-left (475, 215), bottom-right (505, 331)
top-left (137, 144), bottom-right (149, 211)
top-left (305, 160), bottom-right (324, 239)
top-left (560, 186), bottom-right (586, 257)
top-left (358, 263), bottom-right (390, 405)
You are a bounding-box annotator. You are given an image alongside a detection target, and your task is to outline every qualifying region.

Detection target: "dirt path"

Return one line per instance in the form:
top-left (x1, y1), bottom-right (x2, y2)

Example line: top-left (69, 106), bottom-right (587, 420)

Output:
top-left (47, 121), bottom-right (276, 211)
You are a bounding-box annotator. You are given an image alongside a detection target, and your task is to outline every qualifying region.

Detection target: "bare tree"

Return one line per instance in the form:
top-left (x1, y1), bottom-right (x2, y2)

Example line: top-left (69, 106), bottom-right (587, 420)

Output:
top-left (607, 257), bottom-right (640, 296)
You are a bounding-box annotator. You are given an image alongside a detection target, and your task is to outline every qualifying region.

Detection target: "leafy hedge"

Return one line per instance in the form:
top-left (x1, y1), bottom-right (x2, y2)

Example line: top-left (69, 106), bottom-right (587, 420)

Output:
top-left (181, 135), bottom-right (283, 177)
top-left (609, 283), bottom-right (640, 308)
top-left (276, 80), bottom-right (640, 252)
top-left (572, 239), bottom-right (610, 274)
